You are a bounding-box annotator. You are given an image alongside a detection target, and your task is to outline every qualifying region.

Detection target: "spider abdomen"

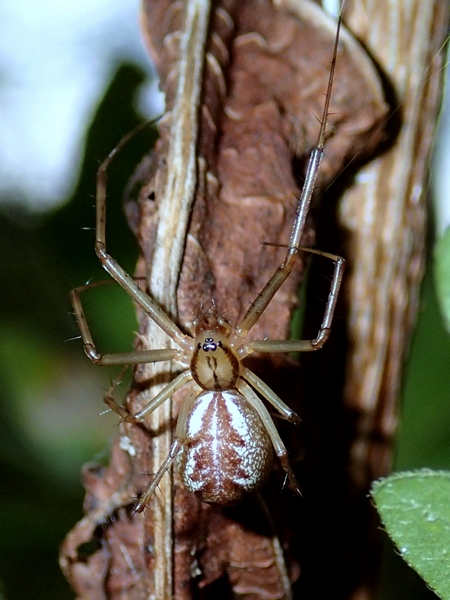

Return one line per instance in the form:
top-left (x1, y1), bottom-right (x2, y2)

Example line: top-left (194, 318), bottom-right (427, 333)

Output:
top-left (177, 389), bottom-right (273, 505)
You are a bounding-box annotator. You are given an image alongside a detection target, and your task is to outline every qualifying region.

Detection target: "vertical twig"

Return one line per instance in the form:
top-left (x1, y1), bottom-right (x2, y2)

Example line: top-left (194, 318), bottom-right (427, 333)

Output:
top-left (144, 2), bottom-right (211, 598)
top-left (340, 0), bottom-right (450, 487)
top-left (335, 1), bottom-right (449, 597)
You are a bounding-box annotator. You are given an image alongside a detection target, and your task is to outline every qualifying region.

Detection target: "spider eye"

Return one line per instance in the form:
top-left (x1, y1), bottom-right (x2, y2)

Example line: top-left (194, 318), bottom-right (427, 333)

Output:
top-left (218, 341), bottom-right (223, 347)
top-left (202, 338), bottom-right (217, 352)
top-left (197, 343), bottom-right (202, 349)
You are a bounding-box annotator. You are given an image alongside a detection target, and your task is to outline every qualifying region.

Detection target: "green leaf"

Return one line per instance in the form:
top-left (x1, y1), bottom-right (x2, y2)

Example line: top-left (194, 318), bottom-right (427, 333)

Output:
top-left (435, 227), bottom-right (450, 333)
top-left (371, 470), bottom-right (450, 600)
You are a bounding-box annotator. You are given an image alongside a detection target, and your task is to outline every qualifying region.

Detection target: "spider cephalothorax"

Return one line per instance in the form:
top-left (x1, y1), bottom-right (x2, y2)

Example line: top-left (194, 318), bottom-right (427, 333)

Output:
top-left (191, 312), bottom-right (240, 391)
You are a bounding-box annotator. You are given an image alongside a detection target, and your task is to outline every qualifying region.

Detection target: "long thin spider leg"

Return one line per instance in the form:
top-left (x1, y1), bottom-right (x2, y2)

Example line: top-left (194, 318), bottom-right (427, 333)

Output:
top-left (134, 439), bottom-right (182, 513)
top-left (240, 367), bottom-right (300, 424)
top-left (236, 18), bottom-right (342, 339)
top-left (240, 248), bottom-right (345, 357)
top-left (103, 370), bottom-right (193, 425)
top-left (134, 387), bottom-right (196, 512)
top-left (102, 366), bottom-right (137, 423)
top-left (94, 130), bottom-right (192, 352)
top-left (237, 380), bottom-right (302, 496)
top-left (70, 283), bottom-right (179, 366)
top-left (134, 371), bottom-right (194, 420)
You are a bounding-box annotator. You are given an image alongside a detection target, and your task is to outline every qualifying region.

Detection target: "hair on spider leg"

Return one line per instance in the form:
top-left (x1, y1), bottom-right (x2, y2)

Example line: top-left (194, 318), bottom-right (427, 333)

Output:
top-left (280, 473), bottom-right (293, 496)
top-left (130, 495), bottom-right (147, 517)
top-left (270, 409), bottom-right (303, 425)
top-left (191, 298), bottom-right (228, 326)
top-left (107, 365), bottom-right (130, 390)
top-left (64, 334), bottom-right (82, 343)
top-left (130, 474), bottom-right (167, 515)
top-left (102, 367), bottom-right (137, 425)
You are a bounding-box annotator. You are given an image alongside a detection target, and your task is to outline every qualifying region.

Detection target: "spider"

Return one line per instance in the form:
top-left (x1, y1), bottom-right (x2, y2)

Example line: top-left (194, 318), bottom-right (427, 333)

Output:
top-left (71, 18), bottom-right (345, 510)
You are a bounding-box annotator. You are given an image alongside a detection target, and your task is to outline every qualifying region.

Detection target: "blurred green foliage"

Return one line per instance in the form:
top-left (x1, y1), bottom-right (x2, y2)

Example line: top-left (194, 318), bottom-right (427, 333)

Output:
top-left (0, 61), bottom-right (156, 600)
top-left (435, 226), bottom-right (450, 333)
top-left (1, 57), bottom-right (449, 600)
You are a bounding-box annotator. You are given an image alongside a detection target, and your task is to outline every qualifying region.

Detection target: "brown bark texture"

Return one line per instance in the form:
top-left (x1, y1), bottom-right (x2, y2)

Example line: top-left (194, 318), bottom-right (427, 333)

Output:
top-left (60, 0), bottom-right (449, 599)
